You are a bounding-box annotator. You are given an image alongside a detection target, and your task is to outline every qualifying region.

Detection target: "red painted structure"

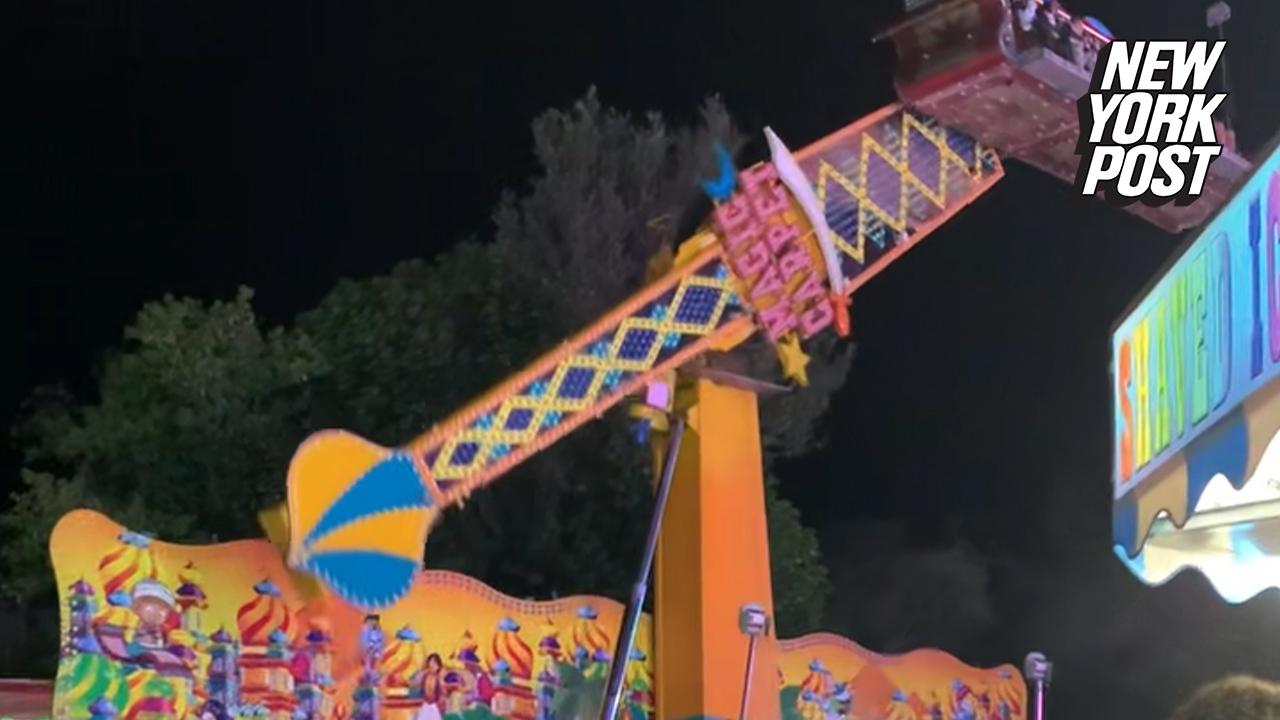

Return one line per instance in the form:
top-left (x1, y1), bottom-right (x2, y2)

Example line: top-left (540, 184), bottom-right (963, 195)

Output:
top-left (0, 679), bottom-right (52, 719)
top-left (884, 0), bottom-right (1252, 233)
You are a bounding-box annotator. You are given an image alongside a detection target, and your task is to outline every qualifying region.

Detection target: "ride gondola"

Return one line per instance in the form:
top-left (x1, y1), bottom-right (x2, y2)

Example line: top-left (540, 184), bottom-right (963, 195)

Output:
top-left (883, 0), bottom-right (1252, 233)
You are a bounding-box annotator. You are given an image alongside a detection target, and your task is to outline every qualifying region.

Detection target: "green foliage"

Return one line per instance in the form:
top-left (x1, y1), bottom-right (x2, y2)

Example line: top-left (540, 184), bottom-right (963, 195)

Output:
top-left (15, 288), bottom-right (323, 539)
top-left (779, 687), bottom-right (806, 720)
top-left (0, 472), bottom-right (95, 604)
top-left (0, 471), bottom-right (190, 603)
top-left (765, 474), bottom-right (829, 636)
top-left (493, 87), bottom-right (748, 336)
top-left (549, 661), bottom-right (607, 720)
top-left (455, 708), bottom-right (507, 720)
top-left (1169, 676), bottom-right (1280, 720)
top-left (1, 288), bottom-right (320, 614)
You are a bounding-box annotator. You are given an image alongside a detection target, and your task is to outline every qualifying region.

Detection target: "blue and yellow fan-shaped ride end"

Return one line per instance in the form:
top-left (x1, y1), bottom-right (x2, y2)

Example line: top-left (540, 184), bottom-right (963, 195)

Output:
top-left (284, 430), bottom-right (437, 611)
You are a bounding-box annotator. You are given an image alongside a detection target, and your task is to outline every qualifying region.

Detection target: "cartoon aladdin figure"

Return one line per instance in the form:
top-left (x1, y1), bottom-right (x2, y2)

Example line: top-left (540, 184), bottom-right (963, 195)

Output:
top-left (414, 653), bottom-right (446, 720)
top-left (130, 579), bottom-right (176, 650)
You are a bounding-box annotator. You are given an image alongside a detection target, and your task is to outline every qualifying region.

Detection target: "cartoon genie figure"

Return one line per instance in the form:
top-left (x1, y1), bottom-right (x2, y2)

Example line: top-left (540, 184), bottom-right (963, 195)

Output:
top-left (360, 614), bottom-right (386, 676)
top-left (130, 578), bottom-right (176, 650)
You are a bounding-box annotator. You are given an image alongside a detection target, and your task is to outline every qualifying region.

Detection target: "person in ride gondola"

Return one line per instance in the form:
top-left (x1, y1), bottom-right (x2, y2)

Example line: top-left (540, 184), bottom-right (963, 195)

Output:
top-left (1033, 2), bottom-right (1058, 51)
top-left (1017, 0), bottom-right (1037, 32)
top-left (1049, 4), bottom-right (1075, 59)
top-left (1079, 29), bottom-right (1101, 72)
top-left (1008, 0), bottom-right (1033, 32)
top-left (1066, 15), bottom-right (1087, 67)
top-left (1214, 118), bottom-right (1237, 152)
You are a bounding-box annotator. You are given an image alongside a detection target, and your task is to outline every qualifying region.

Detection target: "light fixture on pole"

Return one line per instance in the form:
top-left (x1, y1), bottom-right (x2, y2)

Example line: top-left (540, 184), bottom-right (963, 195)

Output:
top-left (1024, 651), bottom-right (1053, 720)
top-left (1206, 2), bottom-right (1235, 135)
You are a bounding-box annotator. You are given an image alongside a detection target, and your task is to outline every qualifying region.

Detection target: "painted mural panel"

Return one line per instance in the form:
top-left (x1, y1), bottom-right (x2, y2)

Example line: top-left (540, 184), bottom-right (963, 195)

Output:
top-left (777, 635), bottom-right (1024, 720)
top-left (51, 510), bottom-right (1024, 720)
top-left (50, 510), bottom-right (653, 720)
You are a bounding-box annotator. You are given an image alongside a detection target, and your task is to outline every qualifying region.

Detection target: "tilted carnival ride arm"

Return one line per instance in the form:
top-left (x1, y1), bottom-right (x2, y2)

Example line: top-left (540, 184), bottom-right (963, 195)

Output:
top-left (272, 104), bottom-right (1005, 612)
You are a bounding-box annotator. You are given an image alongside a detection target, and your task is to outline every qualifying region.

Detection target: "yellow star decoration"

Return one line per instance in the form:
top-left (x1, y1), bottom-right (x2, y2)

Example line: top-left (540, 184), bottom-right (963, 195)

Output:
top-left (776, 333), bottom-right (810, 386)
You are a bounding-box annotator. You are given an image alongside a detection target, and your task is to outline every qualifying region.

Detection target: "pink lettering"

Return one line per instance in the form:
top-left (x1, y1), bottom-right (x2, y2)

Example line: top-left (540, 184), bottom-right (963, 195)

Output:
top-left (751, 184), bottom-right (790, 218)
top-left (763, 222), bottom-right (800, 253)
top-left (715, 195), bottom-right (755, 250)
top-left (732, 240), bottom-right (772, 279)
top-left (749, 264), bottom-right (786, 302)
top-left (777, 246), bottom-right (814, 279)
top-left (798, 300), bottom-right (835, 339)
top-left (739, 163), bottom-right (779, 194)
top-left (791, 273), bottom-right (826, 305)
top-left (759, 302), bottom-right (798, 341)
top-left (723, 217), bottom-right (762, 253)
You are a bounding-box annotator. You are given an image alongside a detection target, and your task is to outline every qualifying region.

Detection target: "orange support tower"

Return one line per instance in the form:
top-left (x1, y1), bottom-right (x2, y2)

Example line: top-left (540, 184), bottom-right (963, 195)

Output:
top-left (644, 106), bottom-right (1005, 720)
top-left (654, 379), bottom-right (779, 720)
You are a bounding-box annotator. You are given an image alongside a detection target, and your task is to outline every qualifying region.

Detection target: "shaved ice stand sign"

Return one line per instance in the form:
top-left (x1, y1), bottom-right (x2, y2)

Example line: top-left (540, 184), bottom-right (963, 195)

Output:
top-left (1108, 141), bottom-right (1280, 602)
top-left (1111, 145), bottom-right (1280, 498)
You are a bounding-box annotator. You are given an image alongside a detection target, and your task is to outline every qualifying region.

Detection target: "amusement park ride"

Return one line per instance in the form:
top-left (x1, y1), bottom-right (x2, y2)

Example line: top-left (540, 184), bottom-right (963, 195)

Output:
top-left (44, 1), bottom-right (1267, 720)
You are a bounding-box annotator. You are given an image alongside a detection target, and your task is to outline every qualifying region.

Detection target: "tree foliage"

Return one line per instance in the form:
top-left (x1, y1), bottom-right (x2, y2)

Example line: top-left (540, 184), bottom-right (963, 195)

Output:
top-left (0, 91), bottom-right (842, 659)
top-left (0, 471), bottom-right (193, 605)
top-left (765, 474), bottom-right (829, 634)
top-left (13, 288), bottom-right (322, 541)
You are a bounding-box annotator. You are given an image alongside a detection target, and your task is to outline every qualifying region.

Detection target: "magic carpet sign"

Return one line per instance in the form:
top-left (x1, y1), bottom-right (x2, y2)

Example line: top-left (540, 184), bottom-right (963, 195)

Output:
top-left (713, 162), bottom-right (836, 341)
top-left (1112, 137), bottom-right (1280, 499)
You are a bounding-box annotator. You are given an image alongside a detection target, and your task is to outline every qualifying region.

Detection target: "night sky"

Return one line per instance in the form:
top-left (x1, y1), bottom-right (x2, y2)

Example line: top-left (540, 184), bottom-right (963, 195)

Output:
top-left (10, 0), bottom-right (1280, 714)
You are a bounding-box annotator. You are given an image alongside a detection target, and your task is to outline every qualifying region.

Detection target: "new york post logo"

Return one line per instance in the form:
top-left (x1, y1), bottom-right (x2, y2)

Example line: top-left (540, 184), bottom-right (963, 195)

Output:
top-left (1073, 40), bottom-right (1227, 207)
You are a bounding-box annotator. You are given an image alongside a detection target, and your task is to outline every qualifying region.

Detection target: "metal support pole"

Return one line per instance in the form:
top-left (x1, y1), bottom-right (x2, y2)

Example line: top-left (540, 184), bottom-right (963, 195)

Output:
top-left (1024, 652), bottom-right (1053, 720)
top-left (736, 603), bottom-right (770, 720)
top-left (599, 417), bottom-right (688, 720)
top-left (739, 635), bottom-right (759, 720)
top-left (1207, 2), bottom-right (1235, 132)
